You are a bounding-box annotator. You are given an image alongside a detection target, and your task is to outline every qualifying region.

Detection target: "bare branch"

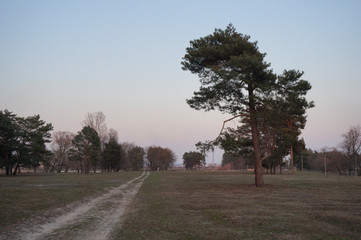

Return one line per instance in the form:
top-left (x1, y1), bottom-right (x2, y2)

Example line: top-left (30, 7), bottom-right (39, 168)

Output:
top-left (219, 114), bottom-right (248, 136)
top-left (260, 153), bottom-right (272, 162)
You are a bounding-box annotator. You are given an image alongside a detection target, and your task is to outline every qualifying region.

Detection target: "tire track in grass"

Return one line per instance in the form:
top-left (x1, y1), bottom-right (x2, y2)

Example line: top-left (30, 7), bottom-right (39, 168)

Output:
top-left (17, 171), bottom-right (149, 240)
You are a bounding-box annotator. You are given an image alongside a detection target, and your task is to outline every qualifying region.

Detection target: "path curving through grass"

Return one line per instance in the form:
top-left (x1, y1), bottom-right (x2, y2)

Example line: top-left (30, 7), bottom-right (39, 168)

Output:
top-left (2, 172), bottom-right (149, 240)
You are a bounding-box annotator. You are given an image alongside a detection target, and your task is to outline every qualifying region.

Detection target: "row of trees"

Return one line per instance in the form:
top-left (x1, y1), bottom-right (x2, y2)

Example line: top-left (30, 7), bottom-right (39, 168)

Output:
top-left (1, 110), bottom-right (177, 175)
top-left (46, 112), bottom-right (143, 173)
top-left (182, 24), bottom-right (314, 186)
top-left (220, 125), bottom-right (361, 176)
top-left (221, 153), bottom-right (251, 170)
top-left (302, 125), bottom-right (361, 175)
top-left (50, 129), bottom-right (133, 173)
top-left (48, 112), bottom-right (177, 173)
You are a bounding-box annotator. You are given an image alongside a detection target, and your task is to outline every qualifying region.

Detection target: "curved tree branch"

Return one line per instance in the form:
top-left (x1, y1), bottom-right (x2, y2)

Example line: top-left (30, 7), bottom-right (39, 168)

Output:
top-left (219, 114), bottom-right (248, 136)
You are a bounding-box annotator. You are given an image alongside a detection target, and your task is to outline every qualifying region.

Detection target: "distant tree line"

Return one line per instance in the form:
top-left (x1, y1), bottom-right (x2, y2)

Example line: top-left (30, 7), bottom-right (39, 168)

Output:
top-left (220, 125), bottom-right (361, 176)
top-left (49, 112), bottom-right (176, 173)
top-left (44, 112), bottom-right (148, 173)
top-left (303, 125), bottom-right (361, 175)
top-left (221, 153), bottom-right (252, 170)
top-left (1, 110), bottom-right (177, 175)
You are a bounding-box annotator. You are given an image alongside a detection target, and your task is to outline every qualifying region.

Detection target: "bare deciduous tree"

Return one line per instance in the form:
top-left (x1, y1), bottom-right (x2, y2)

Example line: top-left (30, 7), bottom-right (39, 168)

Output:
top-left (146, 146), bottom-right (176, 171)
top-left (342, 125), bottom-right (361, 175)
top-left (50, 131), bottom-right (75, 172)
top-left (120, 142), bottom-right (136, 170)
top-left (108, 128), bottom-right (119, 142)
top-left (82, 112), bottom-right (108, 150)
top-left (326, 148), bottom-right (350, 175)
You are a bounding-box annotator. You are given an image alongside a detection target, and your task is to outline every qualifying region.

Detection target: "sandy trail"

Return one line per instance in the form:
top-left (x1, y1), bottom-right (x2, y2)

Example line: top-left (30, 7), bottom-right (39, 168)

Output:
top-left (8, 172), bottom-right (148, 240)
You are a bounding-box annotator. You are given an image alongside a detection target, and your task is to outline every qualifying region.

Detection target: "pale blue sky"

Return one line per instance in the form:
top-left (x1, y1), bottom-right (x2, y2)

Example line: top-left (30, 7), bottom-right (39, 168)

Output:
top-left (1, 0), bottom-right (361, 163)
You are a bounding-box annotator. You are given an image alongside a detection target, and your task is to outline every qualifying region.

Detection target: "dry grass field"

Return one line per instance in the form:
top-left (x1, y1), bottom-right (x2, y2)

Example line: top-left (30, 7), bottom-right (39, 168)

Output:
top-left (118, 171), bottom-right (361, 240)
top-left (0, 171), bottom-right (144, 240)
top-left (1, 171), bottom-right (360, 239)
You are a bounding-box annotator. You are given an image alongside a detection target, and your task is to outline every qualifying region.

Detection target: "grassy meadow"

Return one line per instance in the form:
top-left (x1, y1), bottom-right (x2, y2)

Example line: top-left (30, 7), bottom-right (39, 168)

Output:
top-left (0, 171), bottom-right (141, 228)
top-left (117, 171), bottom-right (361, 240)
top-left (1, 170), bottom-right (361, 239)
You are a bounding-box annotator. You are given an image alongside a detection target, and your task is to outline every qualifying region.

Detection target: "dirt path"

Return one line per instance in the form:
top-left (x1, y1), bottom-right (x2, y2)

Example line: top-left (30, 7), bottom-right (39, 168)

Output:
top-left (9, 172), bottom-right (149, 240)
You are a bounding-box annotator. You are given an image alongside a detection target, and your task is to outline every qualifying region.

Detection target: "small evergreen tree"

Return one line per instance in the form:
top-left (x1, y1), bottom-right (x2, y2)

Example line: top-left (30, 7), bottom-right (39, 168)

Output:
top-left (71, 126), bottom-right (101, 174)
top-left (102, 139), bottom-right (122, 172)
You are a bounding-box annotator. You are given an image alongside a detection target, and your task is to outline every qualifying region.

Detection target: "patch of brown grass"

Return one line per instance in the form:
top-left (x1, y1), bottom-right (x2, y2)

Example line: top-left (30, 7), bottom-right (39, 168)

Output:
top-left (117, 171), bottom-right (361, 240)
top-left (0, 171), bottom-right (141, 228)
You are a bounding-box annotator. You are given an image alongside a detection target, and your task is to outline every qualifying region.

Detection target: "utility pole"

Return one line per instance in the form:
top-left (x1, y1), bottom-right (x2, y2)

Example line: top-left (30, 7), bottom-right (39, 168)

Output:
top-left (301, 154), bottom-right (303, 171)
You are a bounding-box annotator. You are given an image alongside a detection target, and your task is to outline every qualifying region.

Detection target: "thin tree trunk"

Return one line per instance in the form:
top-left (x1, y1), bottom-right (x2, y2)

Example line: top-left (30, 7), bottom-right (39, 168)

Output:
top-left (355, 155), bottom-right (358, 176)
top-left (5, 160), bottom-right (10, 176)
top-left (4, 153), bottom-right (11, 176)
top-left (12, 163), bottom-right (19, 176)
top-left (287, 118), bottom-right (295, 175)
top-left (290, 144), bottom-right (294, 174)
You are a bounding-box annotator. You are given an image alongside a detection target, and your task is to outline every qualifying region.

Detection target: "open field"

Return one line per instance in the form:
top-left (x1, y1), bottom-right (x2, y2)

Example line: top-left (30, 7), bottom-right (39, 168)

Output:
top-left (0, 171), bottom-right (147, 240)
top-left (118, 171), bottom-right (361, 240)
top-left (1, 171), bottom-right (361, 240)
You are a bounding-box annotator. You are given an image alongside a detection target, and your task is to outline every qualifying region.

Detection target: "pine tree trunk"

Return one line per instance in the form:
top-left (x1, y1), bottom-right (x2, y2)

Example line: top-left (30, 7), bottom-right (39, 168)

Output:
top-left (255, 159), bottom-right (264, 187)
top-left (12, 163), bottom-right (19, 176)
top-left (5, 153), bottom-right (12, 176)
top-left (248, 87), bottom-right (264, 187)
top-left (287, 118), bottom-right (294, 175)
top-left (290, 144), bottom-right (294, 174)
